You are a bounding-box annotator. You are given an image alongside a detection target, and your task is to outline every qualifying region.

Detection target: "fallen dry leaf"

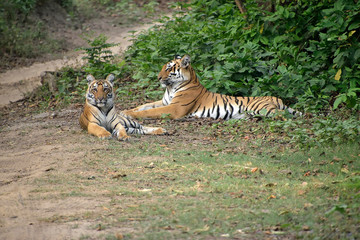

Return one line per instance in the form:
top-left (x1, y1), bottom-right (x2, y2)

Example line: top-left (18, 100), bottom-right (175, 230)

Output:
top-left (193, 225), bottom-right (210, 234)
top-left (268, 194), bottom-right (276, 199)
top-left (145, 162), bottom-right (155, 169)
top-left (301, 182), bottom-right (308, 187)
top-left (298, 190), bottom-right (306, 195)
top-left (279, 210), bottom-right (289, 215)
top-left (115, 233), bottom-right (124, 240)
top-left (304, 203), bottom-right (313, 208)
top-left (302, 225), bottom-right (311, 231)
top-left (251, 167), bottom-right (258, 173)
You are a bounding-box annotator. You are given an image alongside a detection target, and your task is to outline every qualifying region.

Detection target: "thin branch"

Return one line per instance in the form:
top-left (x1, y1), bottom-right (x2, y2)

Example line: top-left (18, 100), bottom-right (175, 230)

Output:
top-left (234, 0), bottom-right (247, 18)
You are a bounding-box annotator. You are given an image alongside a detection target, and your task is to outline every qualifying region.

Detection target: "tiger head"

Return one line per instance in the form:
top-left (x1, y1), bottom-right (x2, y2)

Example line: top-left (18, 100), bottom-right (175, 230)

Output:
top-left (158, 55), bottom-right (193, 87)
top-left (85, 74), bottom-right (115, 108)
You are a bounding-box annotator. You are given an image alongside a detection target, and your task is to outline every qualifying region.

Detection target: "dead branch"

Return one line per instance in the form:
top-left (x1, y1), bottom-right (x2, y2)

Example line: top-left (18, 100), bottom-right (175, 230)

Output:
top-left (234, 0), bottom-right (247, 17)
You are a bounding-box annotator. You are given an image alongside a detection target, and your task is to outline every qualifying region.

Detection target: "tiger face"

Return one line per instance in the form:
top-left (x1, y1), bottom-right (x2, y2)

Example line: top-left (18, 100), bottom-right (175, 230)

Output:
top-left (86, 74), bottom-right (115, 108)
top-left (158, 55), bottom-right (192, 87)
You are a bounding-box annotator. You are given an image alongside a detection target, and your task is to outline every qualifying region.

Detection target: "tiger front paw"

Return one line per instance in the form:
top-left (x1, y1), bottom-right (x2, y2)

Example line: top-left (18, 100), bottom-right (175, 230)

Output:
top-left (154, 127), bottom-right (167, 135)
top-left (95, 130), bottom-right (112, 139)
top-left (146, 127), bottom-right (167, 135)
top-left (112, 129), bottom-right (130, 141)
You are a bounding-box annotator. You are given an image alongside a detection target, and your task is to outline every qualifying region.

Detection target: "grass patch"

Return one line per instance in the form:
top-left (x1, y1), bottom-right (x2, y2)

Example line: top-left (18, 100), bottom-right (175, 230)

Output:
top-left (31, 122), bottom-right (360, 239)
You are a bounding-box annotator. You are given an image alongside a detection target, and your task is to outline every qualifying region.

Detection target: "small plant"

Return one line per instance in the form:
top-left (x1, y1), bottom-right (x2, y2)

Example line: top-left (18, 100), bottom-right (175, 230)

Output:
top-left (78, 33), bottom-right (120, 78)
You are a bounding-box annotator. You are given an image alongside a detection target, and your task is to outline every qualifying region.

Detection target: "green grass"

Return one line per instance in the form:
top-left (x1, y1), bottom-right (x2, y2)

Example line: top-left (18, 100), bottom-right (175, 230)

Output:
top-left (31, 126), bottom-right (360, 239)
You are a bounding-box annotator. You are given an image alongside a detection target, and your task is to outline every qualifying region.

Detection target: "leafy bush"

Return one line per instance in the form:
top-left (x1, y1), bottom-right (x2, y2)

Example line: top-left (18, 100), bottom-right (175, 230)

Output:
top-left (78, 33), bottom-right (121, 78)
top-left (124, 0), bottom-right (360, 112)
top-left (212, 115), bottom-right (360, 150)
top-left (267, 116), bottom-right (360, 149)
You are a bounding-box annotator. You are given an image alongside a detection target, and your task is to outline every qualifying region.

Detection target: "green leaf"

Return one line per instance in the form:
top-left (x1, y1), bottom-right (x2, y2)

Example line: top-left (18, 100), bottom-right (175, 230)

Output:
top-left (348, 21), bottom-right (360, 30)
top-left (325, 204), bottom-right (347, 216)
top-left (277, 65), bottom-right (287, 74)
top-left (333, 95), bottom-right (346, 109)
top-left (354, 49), bottom-right (360, 61)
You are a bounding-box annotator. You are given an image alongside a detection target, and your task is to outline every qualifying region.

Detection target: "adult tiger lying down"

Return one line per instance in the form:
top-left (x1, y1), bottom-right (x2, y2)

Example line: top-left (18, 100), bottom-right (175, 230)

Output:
top-left (79, 74), bottom-right (166, 141)
top-left (124, 55), bottom-right (302, 120)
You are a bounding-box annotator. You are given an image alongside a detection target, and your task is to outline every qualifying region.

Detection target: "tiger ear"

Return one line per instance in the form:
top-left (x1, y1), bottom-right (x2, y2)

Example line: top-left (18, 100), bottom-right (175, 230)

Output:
top-left (106, 74), bottom-right (115, 84)
top-left (181, 55), bottom-right (191, 68)
top-left (86, 74), bottom-right (95, 84)
top-left (174, 54), bottom-right (182, 60)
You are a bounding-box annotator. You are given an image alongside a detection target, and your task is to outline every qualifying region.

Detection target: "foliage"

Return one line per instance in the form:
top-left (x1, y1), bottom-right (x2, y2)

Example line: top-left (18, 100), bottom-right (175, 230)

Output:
top-left (124, 0), bottom-right (360, 112)
top-left (0, 0), bottom-right (70, 67)
top-left (78, 33), bottom-right (121, 78)
top-left (266, 116), bottom-right (360, 149)
top-left (211, 113), bottom-right (360, 149)
top-left (76, 33), bottom-right (152, 103)
top-left (29, 68), bottom-right (87, 110)
top-left (32, 33), bottom-right (132, 109)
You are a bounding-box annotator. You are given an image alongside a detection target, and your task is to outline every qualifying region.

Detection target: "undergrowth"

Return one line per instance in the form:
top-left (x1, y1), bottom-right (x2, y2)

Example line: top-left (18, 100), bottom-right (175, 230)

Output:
top-left (0, 0), bottom-right (64, 69)
top-left (30, 31), bottom-right (360, 150)
top-left (124, 0), bottom-right (360, 113)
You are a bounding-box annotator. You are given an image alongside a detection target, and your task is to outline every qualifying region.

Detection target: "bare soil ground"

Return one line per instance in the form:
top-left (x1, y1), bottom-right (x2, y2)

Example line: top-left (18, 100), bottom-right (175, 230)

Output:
top-left (0, 3), bottom-right (178, 239)
top-left (0, 100), bottom-right (221, 239)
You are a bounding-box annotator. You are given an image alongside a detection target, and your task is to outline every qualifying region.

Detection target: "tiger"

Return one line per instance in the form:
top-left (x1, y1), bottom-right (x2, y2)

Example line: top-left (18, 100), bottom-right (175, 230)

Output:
top-left (79, 74), bottom-right (166, 141)
top-left (123, 54), bottom-right (302, 120)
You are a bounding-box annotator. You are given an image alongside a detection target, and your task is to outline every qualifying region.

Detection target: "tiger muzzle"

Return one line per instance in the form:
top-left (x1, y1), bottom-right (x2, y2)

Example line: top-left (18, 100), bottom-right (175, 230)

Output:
top-left (96, 98), bottom-right (107, 107)
top-left (159, 77), bottom-right (171, 87)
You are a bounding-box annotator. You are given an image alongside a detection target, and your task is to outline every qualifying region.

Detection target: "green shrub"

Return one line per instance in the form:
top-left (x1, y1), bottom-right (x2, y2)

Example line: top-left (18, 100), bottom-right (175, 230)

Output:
top-left (78, 33), bottom-right (120, 78)
top-left (124, 0), bottom-right (360, 112)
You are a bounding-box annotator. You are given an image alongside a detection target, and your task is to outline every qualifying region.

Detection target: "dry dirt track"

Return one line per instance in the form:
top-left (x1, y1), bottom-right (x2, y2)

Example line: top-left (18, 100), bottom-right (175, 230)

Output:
top-left (0, 20), bottom-right (158, 107)
top-left (0, 107), bottom-right (89, 239)
top-left (0, 17), bottom-right (166, 239)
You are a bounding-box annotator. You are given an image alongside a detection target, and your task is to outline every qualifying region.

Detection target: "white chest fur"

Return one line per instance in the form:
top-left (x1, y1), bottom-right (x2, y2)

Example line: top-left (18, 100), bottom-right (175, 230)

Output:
top-left (162, 86), bottom-right (177, 105)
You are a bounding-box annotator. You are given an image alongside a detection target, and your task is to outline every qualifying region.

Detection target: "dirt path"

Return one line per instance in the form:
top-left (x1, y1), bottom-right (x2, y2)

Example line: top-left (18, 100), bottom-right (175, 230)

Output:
top-left (0, 12), bottom-right (169, 239)
top-left (0, 20), bottom-right (158, 107)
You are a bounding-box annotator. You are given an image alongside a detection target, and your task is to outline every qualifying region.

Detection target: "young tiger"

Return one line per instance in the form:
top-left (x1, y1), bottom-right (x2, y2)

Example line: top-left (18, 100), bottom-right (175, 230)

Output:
top-left (79, 74), bottom-right (166, 140)
top-left (123, 55), bottom-right (302, 120)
